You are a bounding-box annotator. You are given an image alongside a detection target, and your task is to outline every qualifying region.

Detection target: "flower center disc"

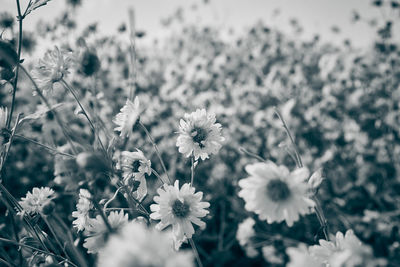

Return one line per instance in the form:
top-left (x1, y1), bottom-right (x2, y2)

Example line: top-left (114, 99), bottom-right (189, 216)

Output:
top-left (191, 126), bottom-right (208, 148)
top-left (131, 160), bottom-right (141, 173)
top-left (266, 179), bottom-right (291, 202)
top-left (172, 199), bottom-right (190, 218)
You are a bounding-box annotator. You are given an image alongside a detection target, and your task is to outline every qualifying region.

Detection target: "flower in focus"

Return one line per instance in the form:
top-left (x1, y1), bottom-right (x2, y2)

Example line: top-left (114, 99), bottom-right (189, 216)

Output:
top-left (117, 149), bottom-right (152, 201)
top-left (19, 187), bottom-right (55, 215)
top-left (176, 108), bottom-right (224, 160)
top-left (113, 96), bottom-right (140, 138)
top-left (310, 230), bottom-right (374, 267)
top-left (236, 217), bottom-right (255, 247)
top-left (72, 189), bottom-right (93, 232)
top-left (83, 210), bottom-right (128, 254)
top-left (238, 162), bottom-right (315, 226)
top-left (98, 222), bottom-right (194, 267)
top-left (150, 180), bottom-right (210, 250)
top-left (31, 46), bottom-right (74, 95)
top-left (287, 243), bottom-right (323, 267)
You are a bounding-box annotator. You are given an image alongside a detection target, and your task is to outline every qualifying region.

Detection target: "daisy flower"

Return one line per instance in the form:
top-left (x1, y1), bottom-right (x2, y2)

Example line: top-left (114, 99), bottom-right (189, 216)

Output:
top-left (83, 210), bottom-right (128, 254)
top-left (176, 108), bottom-right (224, 160)
top-left (0, 107), bottom-right (9, 150)
top-left (113, 96), bottom-right (141, 138)
top-left (72, 189), bottom-right (93, 232)
top-left (238, 162), bottom-right (315, 226)
top-left (19, 187), bottom-right (55, 215)
top-left (310, 230), bottom-right (374, 267)
top-left (31, 46), bottom-right (74, 95)
top-left (236, 217), bottom-right (255, 247)
top-left (117, 149), bottom-right (152, 201)
top-left (287, 244), bottom-right (323, 267)
top-left (150, 180), bottom-right (210, 250)
top-left (98, 222), bottom-right (194, 267)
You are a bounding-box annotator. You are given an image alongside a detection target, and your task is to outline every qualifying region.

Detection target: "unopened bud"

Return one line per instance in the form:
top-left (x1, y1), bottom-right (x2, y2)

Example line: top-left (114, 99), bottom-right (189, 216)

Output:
top-left (308, 168), bottom-right (324, 190)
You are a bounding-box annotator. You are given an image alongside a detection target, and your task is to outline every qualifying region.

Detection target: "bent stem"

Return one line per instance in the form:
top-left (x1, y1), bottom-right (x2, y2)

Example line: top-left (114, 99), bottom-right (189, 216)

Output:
top-left (139, 121), bottom-right (171, 184)
top-left (14, 134), bottom-right (75, 158)
top-left (274, 108), bottom-right (329, 241)
top-left (42, 215), bottom-right (71, 262)
top-left (189, 238), bottom-right (203, 267)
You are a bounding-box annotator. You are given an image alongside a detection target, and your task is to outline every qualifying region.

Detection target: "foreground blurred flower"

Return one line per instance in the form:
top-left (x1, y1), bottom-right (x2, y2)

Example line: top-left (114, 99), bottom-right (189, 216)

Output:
top-left (236, 217), bottom-right (255, 247)
top-left (98, 222), bottom-right (194, 267)
top-left (176, 108), bottom-right (224, 160)
top-left (0, 12), bottom-right (14, 29)
top-left (310, 230), bottom-right (374, 267)
top-left (238, 162), bottom-right (315, 226)
top-left (19, 187), bottom-right (55, 215)
top-left (113, 96), bottom-right (140, 138)
top-left (150, 180), bottom-right (210, 250)
top-left (287, 243), bottom-right (322, 267)
top-left (31, 46), bottom-right (74, 95)
top-left (83, 210), bottom-right (128, 254)
top-left (118, 149), bottom-right (151, 201)
top-left (72, 189), bottom-right (93, 232)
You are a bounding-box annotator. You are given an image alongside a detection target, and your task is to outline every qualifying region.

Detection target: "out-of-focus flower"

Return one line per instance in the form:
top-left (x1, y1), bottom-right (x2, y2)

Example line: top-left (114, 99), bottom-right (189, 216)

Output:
top-left (0, 107), bottom-right (9, 150)
top-left (287, 243), bottom-right (323, 267)
top-left (0, 12), bottom-right (14, 29)
top-left (83, 210), bottom-right (128, 254)
top-left (310, 230), bottom-right (374, 267)
top-left (117, 149), bottom-right (152, 201)
top-left (113, 97), bottom-right (140, 138)
top-left (97, 222), bottom-right (194, 267)
top-left (21, 31), bottom-right (37, 54)
top-left (262, 245), bottom-right (284, 265)
top-left (31, 46), bottom-right (74, 95)
top-left (72, 189), bottom-right (93, 232)
top-left (19, 187), bottom-right (55, 215)
top-left (150, 180), bottom-right (210, 250)
top-left (176, 108), bottom-right (224, 160)
top-left (79, 50), bottom-right (101, 76)
top-left (238, 162), bottom-right (315, 226)
top-left (236, 217), bottom-right (255, 247)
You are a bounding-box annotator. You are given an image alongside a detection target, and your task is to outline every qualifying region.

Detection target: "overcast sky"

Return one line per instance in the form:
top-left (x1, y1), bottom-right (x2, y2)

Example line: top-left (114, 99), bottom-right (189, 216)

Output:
top-left (1, 0), bottom-right (398, 49)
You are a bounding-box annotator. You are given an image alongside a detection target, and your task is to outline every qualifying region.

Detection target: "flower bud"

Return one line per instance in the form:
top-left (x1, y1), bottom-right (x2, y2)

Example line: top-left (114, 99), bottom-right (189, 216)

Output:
top-left (308, 168), bottom-right (324, 190)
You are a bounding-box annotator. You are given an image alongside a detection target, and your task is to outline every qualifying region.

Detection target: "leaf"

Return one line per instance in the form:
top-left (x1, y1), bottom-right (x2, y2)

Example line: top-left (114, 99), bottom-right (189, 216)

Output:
top-left (25, 0), bottom-right (52, 16)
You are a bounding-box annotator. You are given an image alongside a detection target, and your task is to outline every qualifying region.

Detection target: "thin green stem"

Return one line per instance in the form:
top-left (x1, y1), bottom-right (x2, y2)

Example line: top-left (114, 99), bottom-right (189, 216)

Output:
top-left (238, 146), bottom-right (266, 162)
top-left (0, 237), bottom-right (78, 267)
top-left (18, 65), bottom-right (78, 154)
top-left (189, 238), bottom-right (203, 267)
top-left (90, 196), bottom-right (113, 233)
top-left (42, 216), bottom-right (71, 262)
top-left (190, 155), bottom-right (195, 186)
top-left (14, 134), bottom-right (75, 158)
top-left (139, 121), bottom-right (171, 184)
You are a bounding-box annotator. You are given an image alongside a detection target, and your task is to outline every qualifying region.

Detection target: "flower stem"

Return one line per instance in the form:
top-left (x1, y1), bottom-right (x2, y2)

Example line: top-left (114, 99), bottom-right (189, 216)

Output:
top-left (91, 196), bottom-right (113, 233)
top-left (14, 134), bottom-right (75, 158)
top-left (42, 215), bottom-right (71, 262)
top-left (189, 238), bottom-right (203, 267)
top-left (238, 146), bottom-right (266, 162)
top-left (139, 121), bottom-right (171, 184)
top-left (6, 0), bottom-right (23, 129)
top-left (190, 155), bottom-right (195, 186)
top-left (18, 65), bottom-right (78, 154)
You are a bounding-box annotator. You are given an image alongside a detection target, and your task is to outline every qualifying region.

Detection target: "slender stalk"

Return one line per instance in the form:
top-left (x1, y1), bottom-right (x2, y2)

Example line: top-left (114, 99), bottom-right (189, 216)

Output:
top-left (42, 216), bottom-right (71, 262)
top-left (238, 146), bottom-right (266, 162)
top-left (189, 238), bottom-right (203, 267)
top-left (190, 155), bottom-right (195, 186)
top-left (7, 0), bottom-right (23, 129)
top-left (90, 196), bottom-right (113, 232)
top-left (139, 121), bottom-right (171, 184)
top-left (18, 65), bottom-right (78, 154)
top-left (0, 237), bottom-right (78, 267)
top-left (0, 257), bottom-right (14, 267)
top-left (151, 168), bottom-right (166, 185)
top-left (274, 108), bottom-right (329, 241)
top-left (128, 8), bottom-right (137, 101)
top-left (14, 134), bottom-right (75, 158)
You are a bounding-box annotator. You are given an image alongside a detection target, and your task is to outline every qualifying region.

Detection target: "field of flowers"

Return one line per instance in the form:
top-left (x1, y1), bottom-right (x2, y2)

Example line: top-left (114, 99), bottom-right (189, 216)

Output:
top-left (0, 0), bottom-right (400, 266)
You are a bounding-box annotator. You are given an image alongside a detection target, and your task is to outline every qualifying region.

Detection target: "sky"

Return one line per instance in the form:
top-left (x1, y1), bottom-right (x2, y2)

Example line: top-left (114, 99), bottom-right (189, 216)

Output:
top-left (1, 0), bottom-right (398, 49)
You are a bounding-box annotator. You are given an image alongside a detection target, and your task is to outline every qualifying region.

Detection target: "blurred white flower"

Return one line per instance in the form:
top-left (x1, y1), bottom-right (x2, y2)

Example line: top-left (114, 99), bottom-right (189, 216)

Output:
top-left (176, 109), bottom-right (224, 160)
top-left (238, 162), bottom-right (315, 226)
top-left (31, 46), bottom-right (74, 95)
top-left (236, 217), bottom-right (255, 247)
top-left (83, 210), bottom-right (128, 254)
top-left (72, 189), bottom-right (93, 232)
top-left (287, 243), bottom-right (323, 267)
top-left (310, 230), bottom-right (374, 267)
top-left (98, 222), bottom-right (194, 267)
top-left (19, 187), bottom-right (55, 215)
top-left (118, 149), bottom-right (152, 201)
top-left (113, 96), bottom-right (140, 138)
top-left (150, 180), bottom-right (210, 250)
top-left (0, 107), bottom-right (9, 150)
top-left (262, 245), bottom-right (284, 265)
